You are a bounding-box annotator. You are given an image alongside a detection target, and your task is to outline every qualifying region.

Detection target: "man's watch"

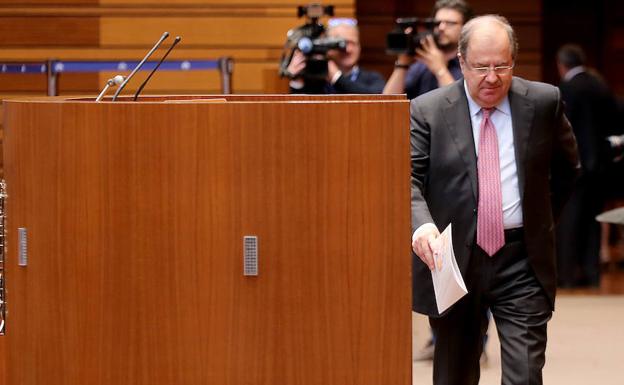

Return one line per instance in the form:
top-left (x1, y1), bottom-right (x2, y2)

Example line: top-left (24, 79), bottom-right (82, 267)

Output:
top-left (394, 61), bottom-right (410, 69)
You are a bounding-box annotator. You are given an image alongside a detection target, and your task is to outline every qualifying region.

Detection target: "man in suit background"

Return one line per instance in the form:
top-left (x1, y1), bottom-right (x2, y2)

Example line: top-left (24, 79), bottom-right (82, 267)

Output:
top-left (410, 15), bottom-right (579, 385)
top-left (287, 18), bottom-right (385, 94)
top-left (555, 44), bottom-right (618, 287)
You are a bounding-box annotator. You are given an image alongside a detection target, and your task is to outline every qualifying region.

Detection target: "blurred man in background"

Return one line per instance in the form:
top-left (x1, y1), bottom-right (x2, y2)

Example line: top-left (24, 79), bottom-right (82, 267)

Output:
top-left (555, 44), bottom-right (619, 287)
top-left (287, 18), bottom-right (385, 94)
top-left (383, 0), bottom-right (473, 99)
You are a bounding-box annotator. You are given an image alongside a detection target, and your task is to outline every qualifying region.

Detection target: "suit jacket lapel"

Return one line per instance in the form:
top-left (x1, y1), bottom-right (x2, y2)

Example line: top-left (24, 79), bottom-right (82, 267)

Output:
top-left (509, 78), bottom-right (534, 201)
top-left (442, 81), bottom-right (478, 202)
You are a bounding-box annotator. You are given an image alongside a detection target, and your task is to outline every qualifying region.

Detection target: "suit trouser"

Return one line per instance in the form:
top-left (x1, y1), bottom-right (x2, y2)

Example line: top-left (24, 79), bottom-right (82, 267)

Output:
top-left (429, 234), bottom-right (552, 385)
top-left (556, 171), bottom-right (603, 286)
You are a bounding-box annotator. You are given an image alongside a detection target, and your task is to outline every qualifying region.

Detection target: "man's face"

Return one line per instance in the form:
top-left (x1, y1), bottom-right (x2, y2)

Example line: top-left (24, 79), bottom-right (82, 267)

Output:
top-left (327, 24), bottom-right (360, 70)
top-left (434, 8), bottom-right (463, 49)
top-left (460, 23), bottom-right (514, 108)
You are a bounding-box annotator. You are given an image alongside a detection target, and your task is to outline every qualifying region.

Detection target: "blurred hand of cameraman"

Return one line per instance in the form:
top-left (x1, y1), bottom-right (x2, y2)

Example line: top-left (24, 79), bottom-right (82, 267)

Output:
top-left (415, 34), bottom-right (454, 86)
top-left (326, 59), bottom-right (341, 83)
top-left (286, 50), bottom-right (307, 78)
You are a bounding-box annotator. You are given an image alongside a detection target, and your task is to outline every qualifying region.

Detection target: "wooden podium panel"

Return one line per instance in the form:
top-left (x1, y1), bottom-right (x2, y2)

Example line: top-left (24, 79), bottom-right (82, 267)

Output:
top-left (2, 95), bottom-right (411, 385)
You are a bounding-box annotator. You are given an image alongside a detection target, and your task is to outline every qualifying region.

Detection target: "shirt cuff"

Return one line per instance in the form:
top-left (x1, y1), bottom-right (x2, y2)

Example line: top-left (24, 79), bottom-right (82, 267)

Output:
top-left (330, 71), bottom-right (343, 85)
top-left (289, 80), bottom-right (304, 89)
top-left (412, 223), bottom-right (438, 243)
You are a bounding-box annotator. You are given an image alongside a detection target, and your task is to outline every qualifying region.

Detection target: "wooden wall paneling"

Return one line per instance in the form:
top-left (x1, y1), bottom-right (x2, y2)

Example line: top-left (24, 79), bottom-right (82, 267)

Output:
top-left (0, 0), bottom-right (96, 4)
top-left (0, 74), bottom-right (99, 93)
top-left (0, 17), bottom-right (99, 46)
top-left (232, 62), bottom-right (286, 94)
top-left (597, 2), bottom-right (624, 96)
top-left (99, 0), bottom-right (353, 6)
top-left (0, 47), bottom-right (283, 61)
top-left (0, 74), bottom-right (48, 92)
top-left (98, 16), bottom-right (325, 46)
top-left (470, 1), bottom-right (541, 14)
top-left (355, 0), bottom-right (428, 18)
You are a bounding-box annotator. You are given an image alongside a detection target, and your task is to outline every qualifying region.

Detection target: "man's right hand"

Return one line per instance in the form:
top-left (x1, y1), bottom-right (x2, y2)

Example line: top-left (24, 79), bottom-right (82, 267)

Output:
top-left (414, 35), bottom-right (454, 86)
top-left (286, 50), bottom-right (307, 78)
top-left (412, 225), bottom-right (440, 271)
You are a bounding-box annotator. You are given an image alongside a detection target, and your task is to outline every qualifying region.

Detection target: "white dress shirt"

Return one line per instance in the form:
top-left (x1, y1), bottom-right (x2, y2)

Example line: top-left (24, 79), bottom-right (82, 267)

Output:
top-left (563, 65), bottom-right (585, 81)
top-left (412, 83), bottom-right (524, 242)
top-left (464, 81), bottom-right (523, 229)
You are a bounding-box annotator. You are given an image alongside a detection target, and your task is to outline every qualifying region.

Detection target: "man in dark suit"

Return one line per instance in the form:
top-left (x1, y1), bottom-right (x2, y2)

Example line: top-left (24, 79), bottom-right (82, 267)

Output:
top-left (410, 15), bottom-right (579, 385)
top-left (287, 18), bottom-right (385, 94)
top-left (555, 44), bottom-right (618, 287)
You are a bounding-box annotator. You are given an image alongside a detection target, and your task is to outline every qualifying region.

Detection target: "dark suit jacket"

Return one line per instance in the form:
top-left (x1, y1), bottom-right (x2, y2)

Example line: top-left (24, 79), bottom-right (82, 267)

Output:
top-left (289, 68), bottom-right (385, 94)
top-left (333, 68), bottom-right (385, 94)
top-left (410, 77), bottom-right (580, 317)
top-left (559, 70), bottom-right (617, 174)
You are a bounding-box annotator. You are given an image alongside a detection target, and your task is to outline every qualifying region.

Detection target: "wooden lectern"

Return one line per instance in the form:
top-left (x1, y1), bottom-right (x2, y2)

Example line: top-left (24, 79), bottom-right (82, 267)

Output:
top-left (1, 94), bottom-right (411, 385)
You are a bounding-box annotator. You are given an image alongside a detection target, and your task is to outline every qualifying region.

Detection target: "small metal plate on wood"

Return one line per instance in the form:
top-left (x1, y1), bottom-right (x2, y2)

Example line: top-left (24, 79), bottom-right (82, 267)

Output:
top-left (18, 227), bottom-right (27, 266)
top-left (243, 236), bottom-right (258, 276)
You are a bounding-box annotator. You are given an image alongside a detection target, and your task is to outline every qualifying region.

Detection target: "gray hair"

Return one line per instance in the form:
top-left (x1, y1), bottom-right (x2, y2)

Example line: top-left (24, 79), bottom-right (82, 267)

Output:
top-left (326, 18), bottom-right (360, 38)
top-left (458, 14), bottom-right (518, 60)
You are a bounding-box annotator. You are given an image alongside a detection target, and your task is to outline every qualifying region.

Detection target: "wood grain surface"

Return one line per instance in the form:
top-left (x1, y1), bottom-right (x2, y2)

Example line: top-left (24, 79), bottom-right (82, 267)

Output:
top-left (2, 95), bottom-right (411, 385)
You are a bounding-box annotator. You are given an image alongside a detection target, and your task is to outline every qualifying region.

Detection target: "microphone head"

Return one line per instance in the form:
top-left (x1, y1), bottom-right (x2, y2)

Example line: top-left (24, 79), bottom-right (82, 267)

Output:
top-left (112, 75), bottom-right (125, 85)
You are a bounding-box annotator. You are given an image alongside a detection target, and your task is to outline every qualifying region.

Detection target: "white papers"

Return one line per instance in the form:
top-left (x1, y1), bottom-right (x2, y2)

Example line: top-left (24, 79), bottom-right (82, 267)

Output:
top-left (431, 223), bottom-right (468, 314)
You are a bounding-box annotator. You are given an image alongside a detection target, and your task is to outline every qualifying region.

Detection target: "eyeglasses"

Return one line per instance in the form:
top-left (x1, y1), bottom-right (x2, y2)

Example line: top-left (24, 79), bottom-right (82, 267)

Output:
top-left (328, 18), bottom-right (358, 28)
top-left (466, 62), bottom-right (514, 77)
top-left (435, 19), bottom-right (460, 27)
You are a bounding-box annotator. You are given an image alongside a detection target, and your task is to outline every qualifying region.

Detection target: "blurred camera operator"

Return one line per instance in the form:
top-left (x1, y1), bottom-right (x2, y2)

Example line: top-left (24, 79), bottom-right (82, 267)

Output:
top-left (287, 18), bottom-right (386, 94)
top-left (383, 0), bottom-right (473, 99)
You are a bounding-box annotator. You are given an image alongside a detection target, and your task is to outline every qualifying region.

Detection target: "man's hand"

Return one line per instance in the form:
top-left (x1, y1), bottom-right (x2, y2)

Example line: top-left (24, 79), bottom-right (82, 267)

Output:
top-left (412, 225), bottom-right (441, 271)
top-left (286, 50), bottom-right (307, 78)
top-left (415, 35), bottom-right (447, 76)
top-left (326, 59), bottom-right (340, 81)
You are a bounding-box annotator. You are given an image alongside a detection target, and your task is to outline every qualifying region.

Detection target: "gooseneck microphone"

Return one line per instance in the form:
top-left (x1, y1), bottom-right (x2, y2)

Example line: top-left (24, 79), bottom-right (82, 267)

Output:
top-left (111, 31), bottom-right (170, 101)
top-left (95, 75), bottom-right (125, 102)
top-left (133, 36), bottom-right (181, 101)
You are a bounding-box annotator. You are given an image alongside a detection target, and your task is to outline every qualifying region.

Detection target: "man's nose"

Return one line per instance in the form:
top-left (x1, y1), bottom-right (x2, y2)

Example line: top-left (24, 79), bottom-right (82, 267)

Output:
top-left (484, 70), bottom-right (499, 82)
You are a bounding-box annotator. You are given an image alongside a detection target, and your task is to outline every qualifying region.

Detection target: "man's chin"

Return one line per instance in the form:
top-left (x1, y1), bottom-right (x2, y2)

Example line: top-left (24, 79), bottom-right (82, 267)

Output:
top-left (436, 41), bottom-right (456, 52)
top-left (478, 94), bottom-right (504, 108)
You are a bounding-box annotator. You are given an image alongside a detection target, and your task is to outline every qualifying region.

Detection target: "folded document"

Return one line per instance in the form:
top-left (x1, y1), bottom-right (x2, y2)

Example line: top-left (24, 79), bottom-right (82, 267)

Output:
top-left (431, 223), bottom-right (468, 314)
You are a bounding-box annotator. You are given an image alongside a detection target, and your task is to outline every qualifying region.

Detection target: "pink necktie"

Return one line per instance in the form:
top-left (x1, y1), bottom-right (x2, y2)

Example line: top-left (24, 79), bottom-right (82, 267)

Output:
top-left (477, 108), bottom-right (505, 256)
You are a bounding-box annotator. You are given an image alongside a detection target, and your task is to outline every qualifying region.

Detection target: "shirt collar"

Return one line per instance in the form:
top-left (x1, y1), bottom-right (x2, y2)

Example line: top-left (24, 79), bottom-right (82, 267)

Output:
top-left (463, 80), bottom-right (511, 117)
top-left (564, 65), bottom-right (585, 81)
top-left (346, 65), bottom-right (360, 81)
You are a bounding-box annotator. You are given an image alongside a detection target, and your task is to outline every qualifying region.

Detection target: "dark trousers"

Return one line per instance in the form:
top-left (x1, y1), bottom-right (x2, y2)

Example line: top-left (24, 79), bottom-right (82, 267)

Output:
top-left (556, 172), bottom-right (603, 287)
top-left (429, 233), bottom-right (552, 385)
